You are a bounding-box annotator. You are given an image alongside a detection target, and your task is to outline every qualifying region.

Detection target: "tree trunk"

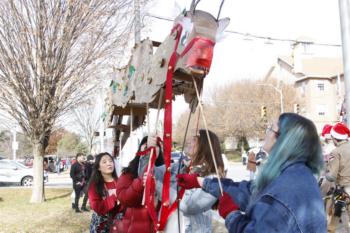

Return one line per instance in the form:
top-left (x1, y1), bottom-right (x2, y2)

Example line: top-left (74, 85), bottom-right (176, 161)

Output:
top-left (30, 142), bottom-right (45, 203)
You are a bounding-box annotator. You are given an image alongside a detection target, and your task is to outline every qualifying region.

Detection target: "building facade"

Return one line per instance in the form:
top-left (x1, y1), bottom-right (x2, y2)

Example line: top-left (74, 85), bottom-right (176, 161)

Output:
top-left (268, 40), bottom-right (344, 132)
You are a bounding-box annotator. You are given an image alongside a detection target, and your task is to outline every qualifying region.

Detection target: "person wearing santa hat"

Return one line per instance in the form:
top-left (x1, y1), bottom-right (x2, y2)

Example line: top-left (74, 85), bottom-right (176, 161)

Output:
top-left (320, 124), bottom-right (335, 163)
top-left (325, 122), bottom-right (350, 233)
top-left (319, 124), bottom-right (335, 228)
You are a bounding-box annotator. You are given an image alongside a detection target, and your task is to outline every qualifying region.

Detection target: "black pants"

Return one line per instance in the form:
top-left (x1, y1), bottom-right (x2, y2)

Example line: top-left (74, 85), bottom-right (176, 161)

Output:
top-left (73, 184), bottom-right (84, 210)
top-left (81, 185), bottom-right (89, 208)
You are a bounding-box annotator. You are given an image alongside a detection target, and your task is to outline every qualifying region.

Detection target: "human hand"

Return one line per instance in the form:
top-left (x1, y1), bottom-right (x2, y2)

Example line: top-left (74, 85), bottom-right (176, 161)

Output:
top-left (147, 134), bottom-right (158, 148)
top-left (218, 192), bottom-right (239, 219)
top-left (176, 173), bottom-right (201, 189)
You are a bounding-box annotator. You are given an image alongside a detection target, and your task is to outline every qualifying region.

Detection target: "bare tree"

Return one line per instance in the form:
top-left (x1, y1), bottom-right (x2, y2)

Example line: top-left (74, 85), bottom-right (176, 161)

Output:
top-left (206, 78), bottom-right (298, 140)
top-left (69, 102), bottom-right (101, 154)
top-left (0, 0), bottom-right (134, 203)
top-left (174, 78), bottom-right (298, 146)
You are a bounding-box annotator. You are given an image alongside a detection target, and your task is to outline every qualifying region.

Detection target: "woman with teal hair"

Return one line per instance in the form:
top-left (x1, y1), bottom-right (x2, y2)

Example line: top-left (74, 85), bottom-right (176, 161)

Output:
top-left (177, 113), bottom-right (327, 233)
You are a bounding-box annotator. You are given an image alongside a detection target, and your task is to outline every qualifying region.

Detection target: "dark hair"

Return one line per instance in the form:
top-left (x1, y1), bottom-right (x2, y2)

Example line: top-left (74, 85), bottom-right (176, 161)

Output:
top-left (122, 136), bottom-right (164, 178)
top-left (76, 153), bottom-right (84, 159)
top-left (191, 129), bottom-right (225, 177)
top-left (87, 155), bottom-right (94, 161)
top-left (89, 152), bottom-right (117, 198)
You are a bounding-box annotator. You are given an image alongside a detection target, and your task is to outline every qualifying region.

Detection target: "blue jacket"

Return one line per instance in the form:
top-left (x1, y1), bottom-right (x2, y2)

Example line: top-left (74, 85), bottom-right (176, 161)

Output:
top-left (203, 162), bottom-right (327, 233)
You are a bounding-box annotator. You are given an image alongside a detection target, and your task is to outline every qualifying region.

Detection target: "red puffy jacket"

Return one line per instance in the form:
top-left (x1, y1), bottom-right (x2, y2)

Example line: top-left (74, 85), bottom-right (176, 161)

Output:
top-left (114, 172), bottom-right (156, 233)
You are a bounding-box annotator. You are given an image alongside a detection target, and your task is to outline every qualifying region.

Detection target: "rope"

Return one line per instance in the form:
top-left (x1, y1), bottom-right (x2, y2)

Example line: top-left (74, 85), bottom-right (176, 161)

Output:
top-left (176, 109), bottom-right (194, 233)
top-left (192, 76), bottom-right (223, 195)
top-left (217, 0), bottom-right (225, 20)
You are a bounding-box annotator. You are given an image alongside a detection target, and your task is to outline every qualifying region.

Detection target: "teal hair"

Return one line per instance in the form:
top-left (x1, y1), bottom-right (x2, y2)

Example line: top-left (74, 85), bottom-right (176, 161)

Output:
top-left (252, 113), bottom-right (324, 195)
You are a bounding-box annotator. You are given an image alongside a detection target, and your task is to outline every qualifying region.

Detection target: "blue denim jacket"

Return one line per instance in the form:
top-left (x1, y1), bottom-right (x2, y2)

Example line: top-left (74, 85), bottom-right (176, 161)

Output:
top-left (154, 163), bottom-right (217, 233)
top-left (203, 162), bottom-right (327, 233)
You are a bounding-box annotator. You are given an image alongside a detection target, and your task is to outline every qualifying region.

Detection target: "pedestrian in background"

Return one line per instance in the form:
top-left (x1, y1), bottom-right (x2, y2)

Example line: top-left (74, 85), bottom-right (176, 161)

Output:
top-left (70, 152), bottom-right (86, 213)
top-left (325, 122), bottom-right (350, 233)
top-left (178, 113), bottom-right (326, 233)
top-left (55, 157), bottom-right (61, 174)
top-left (81, 154), bottom-right (94, 212)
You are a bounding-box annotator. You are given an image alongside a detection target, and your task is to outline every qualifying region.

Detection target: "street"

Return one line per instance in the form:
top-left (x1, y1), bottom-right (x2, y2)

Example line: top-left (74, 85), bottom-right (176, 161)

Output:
top-left (0, 162), bottom-right (249, 189)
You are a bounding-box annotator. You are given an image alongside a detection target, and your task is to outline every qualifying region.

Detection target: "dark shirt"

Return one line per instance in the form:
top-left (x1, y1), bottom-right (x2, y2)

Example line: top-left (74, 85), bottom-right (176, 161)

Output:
top-left (70, 162), bottom-right (85, 185)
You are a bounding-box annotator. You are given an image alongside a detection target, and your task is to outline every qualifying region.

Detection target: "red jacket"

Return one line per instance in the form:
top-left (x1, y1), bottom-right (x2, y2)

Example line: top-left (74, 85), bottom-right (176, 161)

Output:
top-left (88, 180), bottom-right (121, 216)
top-left (114, 172), bottom-right (155, 233)
top-left (88, 180), bottom-right (124, 232)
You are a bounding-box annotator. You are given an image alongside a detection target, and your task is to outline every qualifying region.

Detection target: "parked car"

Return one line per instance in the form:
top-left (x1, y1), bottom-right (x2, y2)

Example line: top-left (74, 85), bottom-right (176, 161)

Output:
top-left (0, 159), bottom-right (48, 186)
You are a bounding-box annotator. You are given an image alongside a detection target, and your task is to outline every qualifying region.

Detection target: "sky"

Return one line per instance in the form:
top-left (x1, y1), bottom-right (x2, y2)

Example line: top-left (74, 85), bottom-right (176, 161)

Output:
top-left (111, 0), bottom-right (345, 159)
top-left (142, 0), bottom-right (343, 120)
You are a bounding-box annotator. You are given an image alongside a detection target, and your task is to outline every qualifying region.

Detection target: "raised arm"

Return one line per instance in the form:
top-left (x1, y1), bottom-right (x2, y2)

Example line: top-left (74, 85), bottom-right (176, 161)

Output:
top-left (115, 173), bottom-right (144, 207)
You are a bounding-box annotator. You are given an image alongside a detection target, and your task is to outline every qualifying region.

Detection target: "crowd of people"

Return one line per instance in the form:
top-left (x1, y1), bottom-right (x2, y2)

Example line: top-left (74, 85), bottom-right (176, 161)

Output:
top-left (68, 112), bottom-right (350, 233)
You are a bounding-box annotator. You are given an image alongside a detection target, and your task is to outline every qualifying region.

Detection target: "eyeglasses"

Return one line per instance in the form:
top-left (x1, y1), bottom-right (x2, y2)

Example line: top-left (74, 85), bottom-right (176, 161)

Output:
top-left (266, 125), bottom-right (279, 137)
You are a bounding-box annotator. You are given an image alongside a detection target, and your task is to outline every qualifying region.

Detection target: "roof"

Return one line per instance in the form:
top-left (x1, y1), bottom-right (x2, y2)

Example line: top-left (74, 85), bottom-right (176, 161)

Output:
top-left (278, 56), bottom-right (343, 78)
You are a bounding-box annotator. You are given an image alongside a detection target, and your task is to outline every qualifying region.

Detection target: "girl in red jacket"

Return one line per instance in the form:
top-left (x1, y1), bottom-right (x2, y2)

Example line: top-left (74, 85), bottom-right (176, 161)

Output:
top-left (114, 136), bottom-right (164, 233)
top-left (88, 152), bottom-right (123, 233)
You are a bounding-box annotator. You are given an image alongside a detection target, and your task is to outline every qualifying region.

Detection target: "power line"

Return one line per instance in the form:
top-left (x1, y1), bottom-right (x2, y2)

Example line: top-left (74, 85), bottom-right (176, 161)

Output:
top-left (144, 13), bottom-right (341, 47)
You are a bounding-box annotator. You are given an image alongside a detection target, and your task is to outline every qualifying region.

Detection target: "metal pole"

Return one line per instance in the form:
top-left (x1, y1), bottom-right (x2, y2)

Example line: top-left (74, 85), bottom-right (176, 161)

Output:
top-left (134, 0), bottom-right (141, 44)
top-left (339, 0), bottom-right (350, 126)
top-left (12, 128), bottom-right (17, 160)
top-left (257, 84), bottom-right (284, 114)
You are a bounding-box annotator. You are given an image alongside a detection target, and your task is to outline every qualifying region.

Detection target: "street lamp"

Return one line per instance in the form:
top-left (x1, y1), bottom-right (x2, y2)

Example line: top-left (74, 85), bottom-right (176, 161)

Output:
top-left (257, 84), bottom-right (284, 113)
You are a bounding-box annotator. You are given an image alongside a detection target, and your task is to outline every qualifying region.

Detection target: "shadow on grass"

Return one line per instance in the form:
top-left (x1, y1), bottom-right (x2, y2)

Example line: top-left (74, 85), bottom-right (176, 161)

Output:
top-left (45, 192), bottom-right (71, 202)
top-left (0, 197), bottom-right (3, 202)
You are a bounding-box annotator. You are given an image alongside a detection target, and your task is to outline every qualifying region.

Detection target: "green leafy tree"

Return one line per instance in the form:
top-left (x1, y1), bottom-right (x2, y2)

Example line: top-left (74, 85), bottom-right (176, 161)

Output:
top-left (57, 133), bottom-right (88, 157)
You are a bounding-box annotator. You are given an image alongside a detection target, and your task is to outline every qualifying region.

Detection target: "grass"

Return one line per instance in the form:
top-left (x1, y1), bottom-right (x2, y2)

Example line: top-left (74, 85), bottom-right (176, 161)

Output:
top-left (0, 187), bottom-right (228, 233)
top-left (225, 150), bottom-right (243, 162)
top-left (0, 188), bottom-right (91, 233)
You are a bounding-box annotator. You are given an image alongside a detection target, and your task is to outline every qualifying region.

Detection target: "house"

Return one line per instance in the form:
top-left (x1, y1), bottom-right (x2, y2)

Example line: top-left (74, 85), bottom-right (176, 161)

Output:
top-left (267, 39), bottom-right (344, 132)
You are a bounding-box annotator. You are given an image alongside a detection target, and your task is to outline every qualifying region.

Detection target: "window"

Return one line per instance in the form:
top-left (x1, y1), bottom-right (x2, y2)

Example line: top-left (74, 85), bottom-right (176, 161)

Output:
top-left (317, 83), bottom-right (325, 91)
top-left (317, 105), bottom-right (326, 116)
top-left (0, 161), bottom-right (13, 169)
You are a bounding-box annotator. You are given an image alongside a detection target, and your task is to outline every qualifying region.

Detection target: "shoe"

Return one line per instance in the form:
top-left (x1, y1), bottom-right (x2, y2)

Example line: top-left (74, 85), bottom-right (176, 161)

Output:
top-left (72, 203), bottom-right (76, 209)
top-left (75, 208), bottom-right (82, 213)
top-left (81, 207), bottom-right (90, 212)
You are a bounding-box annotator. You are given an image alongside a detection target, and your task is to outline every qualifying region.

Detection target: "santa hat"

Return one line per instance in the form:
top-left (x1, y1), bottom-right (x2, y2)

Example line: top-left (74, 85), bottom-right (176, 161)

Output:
top-left (321, 124), bottom-right (332, 140)
top-left (331, 123), bottom-right (350, 140)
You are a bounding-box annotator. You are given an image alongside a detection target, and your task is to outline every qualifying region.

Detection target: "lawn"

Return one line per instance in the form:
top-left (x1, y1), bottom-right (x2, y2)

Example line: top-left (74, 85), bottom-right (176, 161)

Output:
top-left (0, 188), bottom-right (91, 233)
top-left (0, 187), bottom-right (227, 233)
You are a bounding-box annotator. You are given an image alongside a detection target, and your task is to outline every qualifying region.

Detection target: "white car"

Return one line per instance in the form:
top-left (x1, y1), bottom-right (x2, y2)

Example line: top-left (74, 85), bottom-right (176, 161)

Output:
top-left (0, 159), bottom-right (48, 186)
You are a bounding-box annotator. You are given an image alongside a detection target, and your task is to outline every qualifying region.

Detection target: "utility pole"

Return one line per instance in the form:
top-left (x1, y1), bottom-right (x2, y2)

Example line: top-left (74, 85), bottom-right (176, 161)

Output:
top-left (339, 0), bottom-right (350, 126)
top-left (134, 0), bottom-right (141, 44)
top-left (11, 125), bottom-right (18, 160)
top-left (258, 84), bottom-right (284, 113)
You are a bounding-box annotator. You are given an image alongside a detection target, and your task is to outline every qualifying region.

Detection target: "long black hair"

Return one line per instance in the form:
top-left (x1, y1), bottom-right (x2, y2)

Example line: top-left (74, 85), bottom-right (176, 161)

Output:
top-left (122, 136), bottom-right (164, 178)
top-left (89, 152), bottom-right (117, 198)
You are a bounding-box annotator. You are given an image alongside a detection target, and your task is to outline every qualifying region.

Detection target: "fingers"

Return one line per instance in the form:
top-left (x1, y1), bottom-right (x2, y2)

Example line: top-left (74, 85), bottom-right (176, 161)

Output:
top-left (147, 134), bottom-right (158, 147)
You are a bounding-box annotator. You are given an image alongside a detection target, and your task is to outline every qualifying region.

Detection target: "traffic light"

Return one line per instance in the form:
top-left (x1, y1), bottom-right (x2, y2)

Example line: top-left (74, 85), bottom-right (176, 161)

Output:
top-left (294, 103), bottom-right (300, 114)
top-left (261, 106), bottom-right (267, 118)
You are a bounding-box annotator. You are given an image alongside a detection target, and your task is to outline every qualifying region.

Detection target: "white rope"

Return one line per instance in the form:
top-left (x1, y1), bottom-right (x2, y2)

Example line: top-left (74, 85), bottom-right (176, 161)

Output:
top-left (192, 77), bottom-right (223, 195)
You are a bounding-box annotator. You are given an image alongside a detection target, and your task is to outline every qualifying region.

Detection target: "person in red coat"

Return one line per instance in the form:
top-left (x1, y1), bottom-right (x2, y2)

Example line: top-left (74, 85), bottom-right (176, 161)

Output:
top-left (88, 152), bottom-right (123, 233)
top-left (114, 136), bottom-right (164, 233)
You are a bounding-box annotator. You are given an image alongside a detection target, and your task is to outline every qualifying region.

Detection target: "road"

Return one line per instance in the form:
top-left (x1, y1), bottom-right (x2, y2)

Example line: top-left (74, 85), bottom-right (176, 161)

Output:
top-left (227, 161), bottom-right (250, 181)
top-left (1, 162), bottom-right (249, 189)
